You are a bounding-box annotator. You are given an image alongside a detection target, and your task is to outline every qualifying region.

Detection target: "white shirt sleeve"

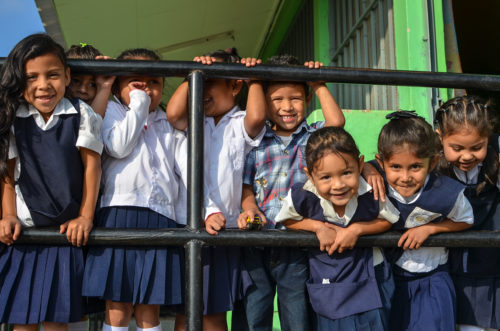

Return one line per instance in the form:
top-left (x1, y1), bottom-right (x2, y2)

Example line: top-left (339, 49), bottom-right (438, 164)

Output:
top-left (378, 199), bottom-right (400, 224)
top-left (8, 129), bottom-right (17, 160)
top-left (446, 189), bottom-right (474, 224)
top-left (274, 190), bottom-right (304, 223)
top-left (76, 101), bottom-right (103, 154)
top-left (102, 90), bottom-right (150, 158)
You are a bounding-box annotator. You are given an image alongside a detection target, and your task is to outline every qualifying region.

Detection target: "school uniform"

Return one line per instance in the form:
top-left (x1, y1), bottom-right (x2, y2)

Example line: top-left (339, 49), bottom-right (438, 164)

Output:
top-left (382, 170), bottom-right (474, 331)
top-left (275, 178), bottom-right (400, 330)
top-left (0, 98), bottom-right (103, 324)
top-left (233, 121), bottom-right (322, 331)
top-left (449, 134), bottom-right (500, 329)
top-left (82, 91), bottom-right (185, 306)
top-left (201, 106), bottom-right (265, 315)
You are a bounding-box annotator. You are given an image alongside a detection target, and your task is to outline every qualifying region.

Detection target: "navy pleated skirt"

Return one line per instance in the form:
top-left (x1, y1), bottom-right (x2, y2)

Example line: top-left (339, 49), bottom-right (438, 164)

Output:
top-left (0, 243), bottom-right (85, 324)
top-left (201, 246), bottom-right (253, 315)
top-left (82, 206), bottom-right (184, 305)
top-left (454, 275), bottom-right (500, 329)
top-left (389, 265), bottom-right (456, 331)
top-left (316, 262), bottom-right (394, 331)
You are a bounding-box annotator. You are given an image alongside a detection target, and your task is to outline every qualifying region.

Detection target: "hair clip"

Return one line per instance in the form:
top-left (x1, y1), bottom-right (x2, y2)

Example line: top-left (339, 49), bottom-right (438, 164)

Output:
top-left (79, 42), bottom-right (88, 48)
top-left (385, 110), bottom-right (421, 120)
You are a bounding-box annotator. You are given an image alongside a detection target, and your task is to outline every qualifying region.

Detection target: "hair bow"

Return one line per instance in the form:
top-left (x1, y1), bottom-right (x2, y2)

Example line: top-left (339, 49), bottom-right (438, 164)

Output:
top-left (79, 42), bottom-right (88, 48)
top-left (385, 110), bottom-right (421, 120)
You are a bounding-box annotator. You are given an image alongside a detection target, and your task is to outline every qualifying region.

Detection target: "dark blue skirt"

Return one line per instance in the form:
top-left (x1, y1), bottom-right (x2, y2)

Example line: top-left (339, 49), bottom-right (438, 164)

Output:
top-left (389, 264), bottom-right (456, 331)
top-left (316, 262), bottom-right (394, 331)
top-left (0, 243), bottom-right (85, 324)
top-left (454, 274), bottom-right (500, 329)
top-left (82, 206), bottom-right (184, 305)
top-left (201, 246), bottom-right (253, 315)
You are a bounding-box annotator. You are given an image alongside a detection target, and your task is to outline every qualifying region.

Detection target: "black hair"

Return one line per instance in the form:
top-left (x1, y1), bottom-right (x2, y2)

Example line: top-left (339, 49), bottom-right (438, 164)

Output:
top-left (66, 44), bottom-right (102, 60)
top-left (263, 54), bottom-right (308, 96)
top-left (306, 126), bottom-right (361, 171)
top-left (204, 47), bottom-right (241, 64)
top-left (112, 48), bottom-right (162, 97)
top-left (435, 95), bottom-right (498, 193)
top-left (0, 33), bottom-right (67, 179)
top-left (377, 112), bottom-right (440, 162)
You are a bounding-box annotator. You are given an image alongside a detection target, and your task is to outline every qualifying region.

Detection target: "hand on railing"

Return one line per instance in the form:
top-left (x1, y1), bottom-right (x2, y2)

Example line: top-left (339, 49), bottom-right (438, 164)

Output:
top-left (0, 215), bottom-right (21, 245)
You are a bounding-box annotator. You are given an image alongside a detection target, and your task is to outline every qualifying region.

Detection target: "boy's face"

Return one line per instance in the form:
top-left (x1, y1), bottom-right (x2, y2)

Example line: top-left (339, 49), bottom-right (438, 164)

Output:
top-left (266, 83), bottom-right (306, 136)
top-left (68, 74), bottom-right (96, 104)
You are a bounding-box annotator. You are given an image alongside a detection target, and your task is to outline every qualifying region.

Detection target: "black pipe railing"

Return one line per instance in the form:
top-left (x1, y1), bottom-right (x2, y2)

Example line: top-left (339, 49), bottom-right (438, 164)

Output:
top-left (2, 58), bottom-right (500, 90)
top-left (1, 59), bottom-right (500, 331)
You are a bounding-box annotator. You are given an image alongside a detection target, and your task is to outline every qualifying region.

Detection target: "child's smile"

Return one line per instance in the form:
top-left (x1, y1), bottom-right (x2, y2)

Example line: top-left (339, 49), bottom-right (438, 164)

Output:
top-left (266, 83), bottom-right (306, 136)
top-left (378, 145), bottom-right (436, 197)
top-left (440, 127), bottom-right (488, 172)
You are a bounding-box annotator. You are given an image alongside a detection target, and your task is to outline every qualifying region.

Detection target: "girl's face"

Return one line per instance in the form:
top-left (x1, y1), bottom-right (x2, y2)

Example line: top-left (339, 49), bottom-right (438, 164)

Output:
top-left (68, 74), bottom-right (96, 104)
top-left (378, 145), bottom-right (437, 197)
top-left (204, 78), bottom-right (242, 124)
top-left (117, 75), bottom-right (163, 112)
top-left (440, 127), bottom-right (488, 172)
top-left (306, 152), bottom-right (363, 216)
top-left (23, 53), bottom-right (70, 121)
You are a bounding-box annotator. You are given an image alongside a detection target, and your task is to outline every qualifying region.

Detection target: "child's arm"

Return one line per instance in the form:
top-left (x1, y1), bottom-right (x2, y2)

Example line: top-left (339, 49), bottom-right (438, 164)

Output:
top-left (60, 148), bottom-right (101, 247)
top-left (399, 219), bottom-right (472, 250)
top-left (362, 161), bottom-right (386, 202)
top-left (0, 159), bottom-right (21, 245)
top-left (283, 218), bottom-right (337, 253)
top-left (165, 80), bottom-right (189, 131)
top-left (103, 83), bottom-right (150, 158)
top-left (241, 57), bottom-right (267, 139)
top-left (324, 219), bottom-right (392, 254)
top-left (237, 184), bottom-right (267, 229)
top-left (305, 61), bottom-right (345, 128)
top-left (90, 55), bottom-right (115, 118)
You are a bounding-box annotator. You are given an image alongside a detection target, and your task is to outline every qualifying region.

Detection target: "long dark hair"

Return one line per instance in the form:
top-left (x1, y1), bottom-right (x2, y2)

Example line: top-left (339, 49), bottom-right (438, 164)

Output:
top-left (0, 33), bottom-right (67, 179)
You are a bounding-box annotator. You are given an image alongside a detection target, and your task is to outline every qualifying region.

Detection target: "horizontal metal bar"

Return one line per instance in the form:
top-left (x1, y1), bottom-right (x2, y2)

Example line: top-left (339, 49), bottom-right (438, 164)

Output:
top-left (12, 228), bottom-right (500, 247)
top-left (1, 58), bottom-right (500, 91)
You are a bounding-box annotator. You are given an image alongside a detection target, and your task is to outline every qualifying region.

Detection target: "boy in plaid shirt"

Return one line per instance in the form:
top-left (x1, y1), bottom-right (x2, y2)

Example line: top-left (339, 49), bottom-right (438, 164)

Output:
top-left (233, 55), bottom-right (345, 331)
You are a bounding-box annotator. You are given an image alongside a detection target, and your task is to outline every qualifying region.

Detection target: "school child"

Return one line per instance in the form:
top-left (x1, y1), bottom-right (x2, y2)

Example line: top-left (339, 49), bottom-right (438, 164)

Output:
top-left (434, 96), bottom-right (500, 331)
top-left (0, 33), bottom-right (103, 330)
top-left (232, 54), bottom-right (345, 331)
top-left (274, 126), bottom-right (399, 330)
top-left (65, 43), bottom-right (115, 118)
top-left (166, 48), bottom-right (267, 331)
top-left (369, 111), bottom-right (474, 331)
top-left (82, 48), bottom-right (185, 331)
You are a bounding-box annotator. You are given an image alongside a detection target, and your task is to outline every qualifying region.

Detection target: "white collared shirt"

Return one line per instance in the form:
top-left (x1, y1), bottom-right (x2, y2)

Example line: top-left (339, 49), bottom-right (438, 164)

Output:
top-left (203, 106), bottom-right (265, 227)
top-left (453, 163), bottom-right (500, 190)
top-left (8, 98), bottom-right (103, 227)
top-left (275, 177), bottom-right (400, 265)
top-left (100, 90), bottom-right (187, 223)
top-left (387, 175), bottom-right (473, 273)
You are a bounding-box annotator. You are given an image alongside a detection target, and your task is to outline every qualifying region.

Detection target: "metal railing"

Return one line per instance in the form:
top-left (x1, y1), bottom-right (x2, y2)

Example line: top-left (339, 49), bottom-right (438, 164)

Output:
top-left (1, 58), bottom-right (500, 330)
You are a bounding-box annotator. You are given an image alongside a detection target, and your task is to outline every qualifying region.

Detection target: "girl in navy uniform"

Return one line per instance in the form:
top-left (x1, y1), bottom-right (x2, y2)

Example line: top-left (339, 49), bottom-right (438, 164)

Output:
top-left (0, 34), bottom-right (103, 330)
top-left (82, 48), bottom-right (185, 331)
top-left (275, 126), bottom-right (400, 330)
top-left (435, 96), bottom-right (500, 331)
top-left (370, 111), bottom-right (474, 331)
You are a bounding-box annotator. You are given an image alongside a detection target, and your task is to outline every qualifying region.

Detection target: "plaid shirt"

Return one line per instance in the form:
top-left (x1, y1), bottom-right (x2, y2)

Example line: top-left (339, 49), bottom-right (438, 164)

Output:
top-left (243, 121), bottom-right (324, 228)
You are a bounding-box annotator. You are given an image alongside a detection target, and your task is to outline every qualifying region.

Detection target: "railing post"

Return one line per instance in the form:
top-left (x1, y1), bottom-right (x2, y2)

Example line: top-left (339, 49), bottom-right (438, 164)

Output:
top-left (186, 70), bottom-right (205, 330)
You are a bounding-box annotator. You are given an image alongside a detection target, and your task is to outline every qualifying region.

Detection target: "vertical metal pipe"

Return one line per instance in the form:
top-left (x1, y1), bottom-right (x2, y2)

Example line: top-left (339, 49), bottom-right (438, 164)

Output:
top-left (186, 70), bottom-right (204, 330)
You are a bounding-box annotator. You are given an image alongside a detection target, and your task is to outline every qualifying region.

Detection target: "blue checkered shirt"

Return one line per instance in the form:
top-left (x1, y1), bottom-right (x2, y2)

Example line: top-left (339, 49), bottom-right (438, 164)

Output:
top-left (243, 121), bottom-right (324, 228)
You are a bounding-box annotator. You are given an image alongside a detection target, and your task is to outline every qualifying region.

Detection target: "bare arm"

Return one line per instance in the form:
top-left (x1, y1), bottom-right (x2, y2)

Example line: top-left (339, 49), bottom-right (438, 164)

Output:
top-left (283, 218), bottom-right (337, 253)
top-left (237, 184), bottom-right (267, 228)
top-left (0, 159), bottom-right (21, 245)
top-left (60, 148), bottom-right (101, 246)
top-left (399, 219), bottom-right (472, 250)
top-left (166, 80), bottom-right (189, 131)
top-left (244, 81), bottom-right (267, 138)
top-left (91, 75), bottom-right (114, 118)
top-left (304, 61), bottom-right (344, 127)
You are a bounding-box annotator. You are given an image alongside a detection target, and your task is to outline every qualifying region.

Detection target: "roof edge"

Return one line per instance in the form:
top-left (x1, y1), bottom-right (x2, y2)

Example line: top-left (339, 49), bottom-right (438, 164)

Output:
top-left (35, 0), bottom-right (66, 47)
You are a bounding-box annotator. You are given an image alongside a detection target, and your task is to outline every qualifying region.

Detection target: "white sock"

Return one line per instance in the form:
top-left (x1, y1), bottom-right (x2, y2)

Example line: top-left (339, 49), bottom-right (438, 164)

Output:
top-left (136, 325), bottom-right (162, 331)
top-left (458, 325), bottom-right (499, 331)
top-left (68, 320), bottom-right (89, 331)
top-left (102, 323), bottom-right (129, 331)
